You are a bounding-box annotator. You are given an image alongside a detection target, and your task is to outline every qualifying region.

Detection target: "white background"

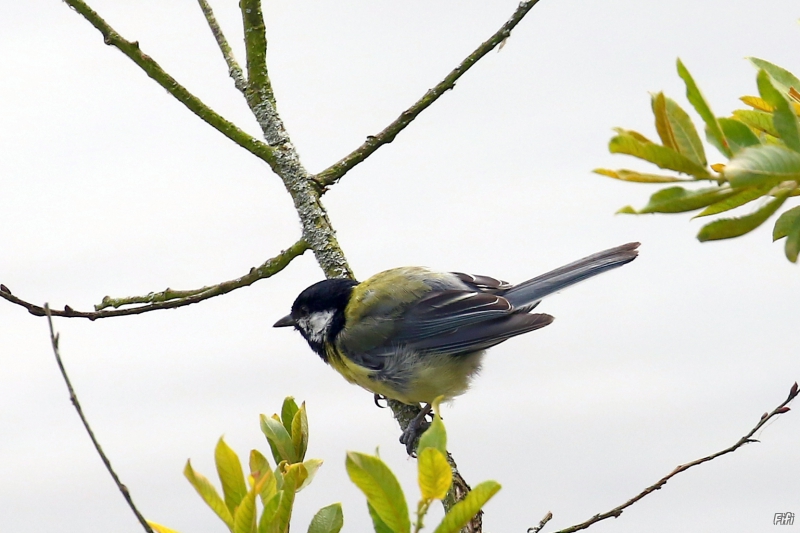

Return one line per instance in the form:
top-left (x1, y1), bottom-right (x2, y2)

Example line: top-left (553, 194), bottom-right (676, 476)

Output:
top-left (1, 1), bottom-right (798, 532)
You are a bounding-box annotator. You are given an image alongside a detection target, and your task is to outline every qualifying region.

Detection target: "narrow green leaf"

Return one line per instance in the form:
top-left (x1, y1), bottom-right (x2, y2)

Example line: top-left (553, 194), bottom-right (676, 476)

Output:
top-left (677, 58), bottom-right (732, 157)
top-left (281, 397), bottom-right (299, 437)
top-left (307, 503), bottom-right (344, 533)
top-left (260, 414), bottom-right (298, 464)
top-left (741, 95), bottom-right (774, 112)
top-left (616, 205), bottom-right (637, 214)
top-left (291, 403), bottom-right (309, 462)
top-left (697, 186), bottom-right (792, 241)
top-left (785, 218), bottom-right (800, 262)
top-left (215, 438), bottom-right (248, 515)
top-left (147, 522), bottom-right (182, 533)
top-left (233, 490), bottom-right (258, 533)
top-left (613, 127), bottom-right (655, 144)
top-left (749, 57), bottom-right (800, 95)
top-left (250, 450), bottom-right (277, 505)
top-left (258, 492), bottom-right (282, 533)
top-left (417, 413), bottom-right (447, 456)
top-left (652, 92), bottom-right (706, 165)
top-left (609, 132), bottom-right (710, 178)
top-left (265, 464), bottom-right (305, 533)
top-left (718, 117), bottom-right (761, 153)
top-left (593, 168), bottom-right (692, 183)
top-left (432, 481), bottom-right (501, 533)
top-left (249, 450), bottom-right (270, 480)
top-left (694, 185), bottom-right (771, 218)
top-left (724, 144), bottom-right (800, 188)
top-left (297, 458), bottom-right (323, 492)
top-left (732, 109), bottom-right (779, 138)
top-left (367, 502), bottom-right (395, 533)
top-left (773, 205), bottom-right (800, 240)
top-left (636, 186), bottom-right (737, 214)
top-left (417, 448), bottom-right (452, 501)
top-left (346, 452), bottom-right (410, 533)
top-left (184, 460), bottom-right (234, 530)
top-left (757, 70), bottom-right (800, 152)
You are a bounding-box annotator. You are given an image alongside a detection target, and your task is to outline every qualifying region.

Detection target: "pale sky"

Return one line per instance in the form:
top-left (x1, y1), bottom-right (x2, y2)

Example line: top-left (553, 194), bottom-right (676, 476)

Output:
top-left (1, 2), bottom-right (798, 533)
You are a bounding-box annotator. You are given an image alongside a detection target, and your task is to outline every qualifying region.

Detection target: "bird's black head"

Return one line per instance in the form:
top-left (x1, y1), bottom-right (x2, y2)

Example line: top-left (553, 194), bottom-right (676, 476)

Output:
top-left (273, 278), bottom-right (358, 361)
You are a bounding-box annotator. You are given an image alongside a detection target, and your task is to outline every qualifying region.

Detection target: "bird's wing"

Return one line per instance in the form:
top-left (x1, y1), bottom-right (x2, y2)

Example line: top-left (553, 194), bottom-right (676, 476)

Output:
top-left (451, 272), bottom-right (512, 293)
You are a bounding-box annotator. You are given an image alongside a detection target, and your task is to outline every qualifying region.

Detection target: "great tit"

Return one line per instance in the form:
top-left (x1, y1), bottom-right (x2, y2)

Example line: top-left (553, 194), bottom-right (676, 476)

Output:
top-left (274, 242), bottom-right (639, 453)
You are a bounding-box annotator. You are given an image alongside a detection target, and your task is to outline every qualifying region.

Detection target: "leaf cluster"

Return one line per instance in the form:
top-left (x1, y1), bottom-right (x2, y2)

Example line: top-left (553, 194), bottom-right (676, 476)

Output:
top-left (596, 58), bottom-right (800, 262)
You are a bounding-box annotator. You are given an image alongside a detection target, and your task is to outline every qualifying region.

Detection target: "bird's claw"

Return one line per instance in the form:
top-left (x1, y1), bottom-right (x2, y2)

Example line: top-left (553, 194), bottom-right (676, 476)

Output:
top-left (399, 404), bottom-right (432, 456)
top-left (374, 394), bottom-right (388, 408)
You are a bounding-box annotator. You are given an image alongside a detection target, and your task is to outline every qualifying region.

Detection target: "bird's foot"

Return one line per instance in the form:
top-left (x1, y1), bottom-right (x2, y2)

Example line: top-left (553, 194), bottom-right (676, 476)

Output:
top-left (399, 403), bottom-right (433, 456)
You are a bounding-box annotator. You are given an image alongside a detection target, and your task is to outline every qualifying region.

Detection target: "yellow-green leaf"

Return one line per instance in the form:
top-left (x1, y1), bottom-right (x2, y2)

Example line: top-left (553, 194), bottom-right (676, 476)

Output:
top-left (635, 186), bottom-right (737, 214)
top-left (694, 185), bottom-right (771, 218)
top-left (724, 144), bottom-right (800, 188)
top-left (417, 448), bottom-right (452, 501)
top-left (261, 414), bottom-right (298, 464)
top-left (307, 503), bottom-right (344, 533)
top-left (697, 186), bottom-right (792, 241)
top-left (215, 438), bottom-right (247, 515)
top-left (773, 205), bottom-right (800, 240)
top-left (264, 463), bottom-right (305, 533)
top-left (749, 57), bottom-right (800, 95)
top-left (732, 109), bottom-right (779, 138)
top-left (677, 58), bottom-right (732, 158)
top-left (593, 168), bottom-right (692, 183)
top-left (609, 132), bottom-right (710, 178)
top-left (757, 70), bottom-right (800, 152)
top-left (652, 92), bottom-right (706, 165)
top-left (741, 95), bottom-right (774, 112)
top-left (249, 450), bottom-right (277, 505)
top-left (291, 403), bottom-right (309, 461)
top-left (346, 452), bottom-right (410, 533)
top-left (148, 521), bottom-right (182, 533)
top-left (297, 458), bottom-right (323, 492)
top-left (417, 413), bottom-right (446, 457)
top-left (184, 460), bottom-right (234, 530)
top-left (367, 502), bottom-right (395, 533)
top-left (718, 117), bottom-right (761, 154)
top-left (432, 481), bottom-right (501, 533)
top-left (233, 490), bottom-right (258, 533)
top-left (280, 397), bottom-right (299, 436)
top-left (258, 492), bottom-right (282, 533)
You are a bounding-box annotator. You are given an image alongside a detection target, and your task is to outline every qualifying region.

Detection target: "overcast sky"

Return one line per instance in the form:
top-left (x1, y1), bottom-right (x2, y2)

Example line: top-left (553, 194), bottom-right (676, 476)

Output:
top-left (1, 1), bottom-right (799, 533)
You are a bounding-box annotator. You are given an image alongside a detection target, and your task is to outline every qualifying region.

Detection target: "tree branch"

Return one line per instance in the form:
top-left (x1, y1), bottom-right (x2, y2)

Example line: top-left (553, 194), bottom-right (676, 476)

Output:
top-left (44, 305), bottom-right (154, 533)
top-left (314, 0), bottom-right (542, 187)
top-left (0, 239), bottom-right (308, 320)
top-left (62, 0), bottom-right (276, 168)
top-left (239, 0), bottom-right (274, 105)
top-left (551, 382), bottom-right (798, 533)
top-left (196, 0), bottom-right (247, 93)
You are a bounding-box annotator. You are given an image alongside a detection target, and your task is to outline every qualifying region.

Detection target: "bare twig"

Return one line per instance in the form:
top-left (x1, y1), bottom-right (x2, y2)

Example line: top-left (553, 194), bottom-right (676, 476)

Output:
top-left (44, 305), bottom-right (154, 533)
top-left (62, 0), bottom-right (276, 168)
top-left (551, 383), bottom-right (798, 533)
top-left (196, 0), bottom-right (247, 93)
top-left (529, 512), bottom-right (553, 533)
top-left (0, 240), bottom-right (308, 320)
top-left (314, 0), bottom-right (543, 187)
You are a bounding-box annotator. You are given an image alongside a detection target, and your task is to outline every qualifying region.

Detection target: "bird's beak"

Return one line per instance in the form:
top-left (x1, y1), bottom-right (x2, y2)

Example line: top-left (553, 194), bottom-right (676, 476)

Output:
top-left (273, 314), bottom-right (296, 328)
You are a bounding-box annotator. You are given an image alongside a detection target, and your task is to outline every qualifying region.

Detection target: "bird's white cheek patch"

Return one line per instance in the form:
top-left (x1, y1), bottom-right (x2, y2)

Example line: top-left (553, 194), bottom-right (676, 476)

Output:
top-left (298, 310), bottom-right (336, 343)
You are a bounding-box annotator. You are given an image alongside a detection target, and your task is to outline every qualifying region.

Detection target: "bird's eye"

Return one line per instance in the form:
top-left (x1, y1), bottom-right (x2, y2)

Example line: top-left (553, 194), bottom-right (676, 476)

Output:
top-left (298, 305), bottom-right (309, 316)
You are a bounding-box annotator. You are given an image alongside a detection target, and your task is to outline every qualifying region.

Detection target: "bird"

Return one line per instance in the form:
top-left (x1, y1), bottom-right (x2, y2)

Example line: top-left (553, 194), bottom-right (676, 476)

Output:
top-left (274, 242), bottom-right (639, 454)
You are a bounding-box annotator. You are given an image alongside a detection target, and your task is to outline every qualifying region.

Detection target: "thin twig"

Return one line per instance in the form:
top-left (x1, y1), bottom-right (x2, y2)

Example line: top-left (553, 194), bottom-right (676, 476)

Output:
top-left (44, 305), bottom-right (154, 533)
top-left (62, 0), bottom-right (276, 168)
top-left (196, 0), bottom-right (247, 93)
top-left (239, 0), bottom-right (275, 106)
top-left (529, 512), bottom-right (553, 533)
top-left (314, 0), bottom-right (542, 187)
top-left (551, 382), bottom-right (798, 533)
top-left (0, 239), bottom-right (308, 320)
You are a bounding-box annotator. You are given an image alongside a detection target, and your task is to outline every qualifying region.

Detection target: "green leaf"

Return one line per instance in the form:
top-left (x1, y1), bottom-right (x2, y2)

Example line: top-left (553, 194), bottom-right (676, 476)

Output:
top-left (677, 58), bottom-right (732, 158)
top-left (616, 205), bottom-right (637, 214)
top-left (297, 458), bottom-right (323, 492)
top-left (593, 168), bottom-right (692, 183)
top-left (697, 186), bottom-right (792, 241)
top-left (724, 144), bottom-right (800, 188)
top-left (718, 117), bottom-right (761, 153)
top-left (635, 186), bottom-right (737, 214)
top-left (233, 490), bottom-right (258, 533)
top-left (307, 503), bottom-right (344, 533)
top-left (249, 450), bottom-right (277, 504)
top-left (432, 481), bottom-right (501, 533)
top-left (652, 92), bottom-right (706, 165)
top-left (184, 460), bottom-right (234, 530)
top-left (258, 492), bottom-right (282, 533)
top-left (417, 413), bottom-right (447, 456)
top-left (367, 502), bottom-right (395, 533)
top-left (281, 397), bottom-right (299, 437)
top-left (346, 452), bottom-right (410, 533)
top-left (417, 448), bottom-right (452, 501)
top-left (291, 403), bottom-right (309, 462)
top-left (215, 438), bottom-right (248, 515)
top-left (147, 522), bottom-right (182, 533)
top-left (609, 132), bottom-right (710, 178)
top-left (785, 221), bottom-right (800, 262)
top-left (249, 449), bottom-right (270, 480)
top-left (694, 185), bottom-right (771, 218)
top-left (773, 205), bottom-right (800, 240)
top-left (749, 57), bottom-right (800, 95)
top-left (732, 109), bottom-right (779, 138)
top-left (261, 414), bottom-right (298, 464)
top-left (263, 464), bottom-right (305, 533)
top-left (757, 69), bottom-right (800, 152)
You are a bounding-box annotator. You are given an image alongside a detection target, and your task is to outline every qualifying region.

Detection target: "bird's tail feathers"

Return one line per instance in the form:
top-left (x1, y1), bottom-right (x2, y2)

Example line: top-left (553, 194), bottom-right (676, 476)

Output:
top-left (502, 242), bottom-right (639, 308)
